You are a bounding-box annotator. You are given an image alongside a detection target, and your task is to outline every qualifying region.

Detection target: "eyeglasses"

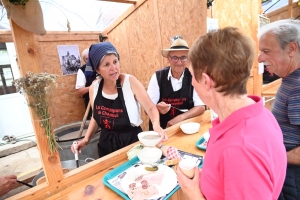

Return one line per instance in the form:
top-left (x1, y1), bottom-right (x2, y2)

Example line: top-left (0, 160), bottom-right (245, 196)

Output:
top-left (169, 56), bottom-right (188, 63)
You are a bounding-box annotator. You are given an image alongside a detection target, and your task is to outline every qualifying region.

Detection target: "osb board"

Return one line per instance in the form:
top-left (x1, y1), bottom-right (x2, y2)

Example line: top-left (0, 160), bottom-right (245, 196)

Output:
top-left (124, 0), bottom-right (161, 87)
top-left (35, 39), bottom-right (99, 129)
top-left (126, 0), bottom-right (162, 130)
top-left (107, 21), bottom-right (132, 75)
top-left (213, 0), bottom-right (253, 37)
top-left (157, 0), bottom-right (207, 66)
top-left (106, 0), bottom-right (207, 130)
top-left (108, 0), bottom-right (163, 131)
top-left (212, 0), bottom-right (259, 95)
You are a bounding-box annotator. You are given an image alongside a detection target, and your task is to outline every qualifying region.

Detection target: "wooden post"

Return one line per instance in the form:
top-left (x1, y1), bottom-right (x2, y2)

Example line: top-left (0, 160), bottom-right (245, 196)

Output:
top-left (288, 0), bottom-right (293, 18)
top-left (10, 19), bottom-right (64, 186)
top-left (252, 0), bottom-right (262, 96)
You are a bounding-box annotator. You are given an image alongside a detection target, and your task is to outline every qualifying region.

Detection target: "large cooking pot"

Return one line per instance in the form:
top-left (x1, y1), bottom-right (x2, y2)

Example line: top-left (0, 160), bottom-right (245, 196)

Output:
top-left (32, 158), bottom-right (94, 186)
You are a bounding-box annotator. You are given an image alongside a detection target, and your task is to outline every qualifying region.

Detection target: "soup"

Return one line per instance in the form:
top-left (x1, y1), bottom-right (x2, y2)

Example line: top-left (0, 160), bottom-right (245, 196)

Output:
top-left (142, 135), bottom-right (161, 140)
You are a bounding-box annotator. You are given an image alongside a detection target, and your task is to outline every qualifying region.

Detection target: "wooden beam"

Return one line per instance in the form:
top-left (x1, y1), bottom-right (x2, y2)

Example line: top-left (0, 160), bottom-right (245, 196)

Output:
top-left (35, 35), bottom-right (100, 42)
top-left (262, 78), bottom-right (282, 91)
top-left (102, 0), bottom-right (147, 35)
top-left (0, 31), bottom-right (13, 42)
top-left (252, 0), bottom-right (262, 96)
top-left (288, 0), bottom-right (293, 18)
top-left (0, 31), bottom-right (102, 42)
top-left (262, 84), bottom-right (281, 97)
top-left (100, 0), bottom-right (137, 3)
top-left (9, 19), bottom-right (64, 186)
top-left (266, 2), bottom-right (299, 18)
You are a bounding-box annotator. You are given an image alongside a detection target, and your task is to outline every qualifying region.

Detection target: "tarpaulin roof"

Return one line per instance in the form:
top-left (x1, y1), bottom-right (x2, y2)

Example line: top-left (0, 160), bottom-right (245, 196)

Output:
top-left (0, 0), bottom-right (131, 31)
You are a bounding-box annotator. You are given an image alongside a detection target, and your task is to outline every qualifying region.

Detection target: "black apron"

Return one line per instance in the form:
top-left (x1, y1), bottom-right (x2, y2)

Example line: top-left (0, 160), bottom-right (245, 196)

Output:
top-left (93, 78), bottom-right (142, 158)
top-left (149, 67), bottom-right (194, 129)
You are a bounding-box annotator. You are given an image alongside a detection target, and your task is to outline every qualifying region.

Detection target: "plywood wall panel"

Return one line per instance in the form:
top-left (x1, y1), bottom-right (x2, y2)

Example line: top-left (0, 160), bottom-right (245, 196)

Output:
top-left (157, 0), bottom-right (206, 66)
top-left (212, 0), bottom-right (258, 95)
top-left (213, 0), bottom-right (252, 36)
top-left (124, 0), bottom-right (161, 88)
top-left (106, 0), bottom-right (207, 130)
top-left (108, 21), bottom-right (132, 75)
top-left (124, 0), bottom-right (162, 131)
top-left (35, 37), bottom-right (99, 129)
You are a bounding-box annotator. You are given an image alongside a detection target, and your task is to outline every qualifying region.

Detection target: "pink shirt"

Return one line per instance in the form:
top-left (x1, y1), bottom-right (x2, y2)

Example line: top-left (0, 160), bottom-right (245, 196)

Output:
top-left (201, 96), bottom-right (286, 200)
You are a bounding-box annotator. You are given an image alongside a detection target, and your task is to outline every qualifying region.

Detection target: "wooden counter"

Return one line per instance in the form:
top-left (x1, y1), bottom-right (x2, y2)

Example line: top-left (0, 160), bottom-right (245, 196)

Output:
top-left (261, 78), bottom-right (282, 97)
top-left (9, 111), bottom-right (211, 200)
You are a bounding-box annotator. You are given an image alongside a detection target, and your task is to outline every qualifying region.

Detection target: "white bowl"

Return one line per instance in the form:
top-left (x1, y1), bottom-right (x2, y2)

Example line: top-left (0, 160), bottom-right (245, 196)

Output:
top-left (180, 122), bottom-right (201, 134)
top-left (138, 131), bottom-right (162, 147)
top-left (138, 147), bottom-right (162, 164)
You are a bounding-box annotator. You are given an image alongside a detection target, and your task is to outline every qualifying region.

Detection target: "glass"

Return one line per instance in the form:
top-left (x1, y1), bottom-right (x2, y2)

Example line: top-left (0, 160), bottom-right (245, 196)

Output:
top-left (169, 56), bottom-right (188, 63)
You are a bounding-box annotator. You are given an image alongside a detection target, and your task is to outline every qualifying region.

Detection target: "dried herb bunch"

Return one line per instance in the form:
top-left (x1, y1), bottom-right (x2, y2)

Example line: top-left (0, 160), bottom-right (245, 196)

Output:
top-left (13, 71), bottom-right (59, 154)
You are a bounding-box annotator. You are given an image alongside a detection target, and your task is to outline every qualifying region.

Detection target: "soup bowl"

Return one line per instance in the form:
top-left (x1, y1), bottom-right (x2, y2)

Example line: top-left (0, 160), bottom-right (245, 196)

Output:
top-left (180, 122), bottom-right (201, 134)
top-left (138, 131), bottom-right (162, 147)
top-left (138, 147), bottom-right (162, 164)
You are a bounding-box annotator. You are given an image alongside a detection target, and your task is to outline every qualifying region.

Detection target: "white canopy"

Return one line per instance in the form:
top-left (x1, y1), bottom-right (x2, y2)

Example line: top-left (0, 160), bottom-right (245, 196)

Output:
top-left (0, 0), bottom-right (131, 32)
top-left (262, 0), bottom-right (298, 14)
top-left (0, 0), bottom-right (298, 32)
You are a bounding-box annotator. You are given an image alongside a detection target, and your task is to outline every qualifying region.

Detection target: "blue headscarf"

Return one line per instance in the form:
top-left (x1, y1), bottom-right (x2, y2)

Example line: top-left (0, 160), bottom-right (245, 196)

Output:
top-left (84, 42), bottom-right (119, 84)
top-left (86, 42), bottom-right (120, 71)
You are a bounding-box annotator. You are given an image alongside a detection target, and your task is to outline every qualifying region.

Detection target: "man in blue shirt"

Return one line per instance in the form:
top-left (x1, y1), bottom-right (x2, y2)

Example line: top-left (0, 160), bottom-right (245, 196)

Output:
top-left (258, 19), bottom-right (300, 199)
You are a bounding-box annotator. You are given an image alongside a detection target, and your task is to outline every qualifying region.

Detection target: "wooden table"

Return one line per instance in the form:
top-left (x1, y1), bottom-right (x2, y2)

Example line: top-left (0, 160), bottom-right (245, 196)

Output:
top-left (9, 111), bottom-right (211, 200)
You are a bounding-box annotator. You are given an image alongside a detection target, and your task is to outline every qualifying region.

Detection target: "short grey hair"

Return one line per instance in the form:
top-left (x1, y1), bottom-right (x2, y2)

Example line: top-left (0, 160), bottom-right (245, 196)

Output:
top-left (258, 19), bottom-right (300, 53)
top-left (99, 51), bottom-right (119, 65)
top-left (81, 48), bottom-right (89, 60)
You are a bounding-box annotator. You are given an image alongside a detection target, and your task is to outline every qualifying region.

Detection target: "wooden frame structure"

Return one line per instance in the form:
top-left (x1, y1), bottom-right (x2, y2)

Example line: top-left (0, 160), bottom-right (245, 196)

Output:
top-left (2, 0), bottom-right (299, 199)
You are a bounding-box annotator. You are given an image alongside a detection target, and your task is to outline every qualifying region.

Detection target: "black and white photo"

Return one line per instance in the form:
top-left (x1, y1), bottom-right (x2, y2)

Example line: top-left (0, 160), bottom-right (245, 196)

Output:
top-left (57, 45), bottom-right (81, 76)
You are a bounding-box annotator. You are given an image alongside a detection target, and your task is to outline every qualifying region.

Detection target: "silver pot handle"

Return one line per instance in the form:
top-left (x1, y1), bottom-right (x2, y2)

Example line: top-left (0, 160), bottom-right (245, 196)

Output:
top-left (85, 157), bottom-right (95, 163)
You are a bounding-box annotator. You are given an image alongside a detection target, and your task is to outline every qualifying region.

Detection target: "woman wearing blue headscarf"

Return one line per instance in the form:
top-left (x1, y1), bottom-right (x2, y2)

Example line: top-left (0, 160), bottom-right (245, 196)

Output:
top-left (71, 42), bottom-right (167, 158)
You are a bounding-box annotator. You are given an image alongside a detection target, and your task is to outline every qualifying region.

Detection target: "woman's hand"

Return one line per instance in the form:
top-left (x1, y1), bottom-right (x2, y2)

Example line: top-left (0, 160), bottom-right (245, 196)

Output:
top-left (152, 121), bottom-right (168, 142)
top-left (71, 138), bottom-right (89, 154)
top-left (0, 175), bottom-right (17, 196)
top-left (177, 166), bottom-right (205, 200)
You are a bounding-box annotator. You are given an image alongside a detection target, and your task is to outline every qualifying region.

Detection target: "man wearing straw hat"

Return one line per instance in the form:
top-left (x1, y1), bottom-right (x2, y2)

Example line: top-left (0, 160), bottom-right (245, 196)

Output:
top-left (147, 36), bottom-right (205, 129)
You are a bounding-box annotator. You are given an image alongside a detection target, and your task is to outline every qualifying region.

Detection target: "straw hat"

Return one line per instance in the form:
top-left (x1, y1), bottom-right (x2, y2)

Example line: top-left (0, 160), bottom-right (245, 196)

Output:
top-left (161, 38), bottom-right (189, 58)
top-left (2, 0), bottom-right (46, 35)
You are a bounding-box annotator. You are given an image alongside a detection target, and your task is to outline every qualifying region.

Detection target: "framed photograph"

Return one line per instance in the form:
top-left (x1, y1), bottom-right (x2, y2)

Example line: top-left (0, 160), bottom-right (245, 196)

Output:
top-left (57, 45), bottom-right (81, 76)
top-left (258, 15), bottom-right (270, 30)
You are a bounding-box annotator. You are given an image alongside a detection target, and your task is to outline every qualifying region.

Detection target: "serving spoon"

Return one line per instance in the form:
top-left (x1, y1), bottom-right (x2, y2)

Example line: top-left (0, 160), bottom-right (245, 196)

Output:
top-left (169, 105), bottom-right (188, 113)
